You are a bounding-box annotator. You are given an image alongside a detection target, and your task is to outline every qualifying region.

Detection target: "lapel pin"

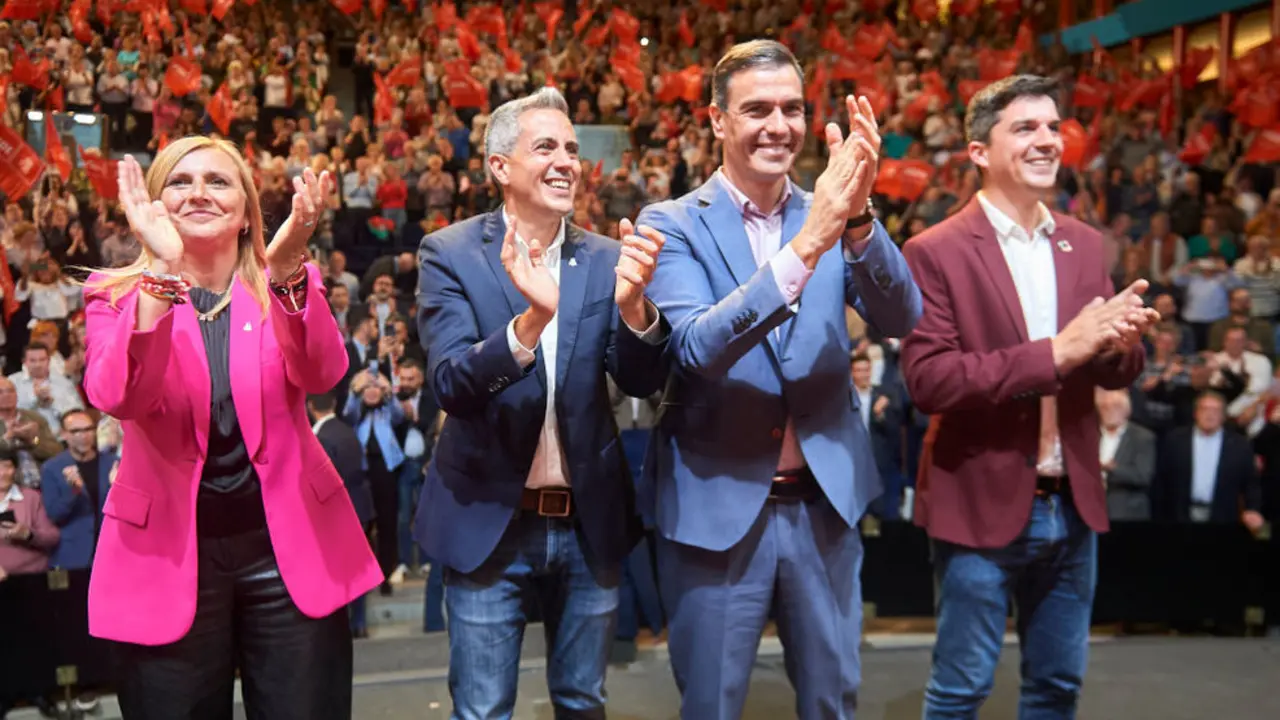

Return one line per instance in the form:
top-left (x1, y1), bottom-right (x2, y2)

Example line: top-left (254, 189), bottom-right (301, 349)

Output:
top-left (1056, 239), bottom-right (1073, 253)
top-left (569, 257), bottom-right (577, 267)
top-left (243, 322), bottom-right (252, 332)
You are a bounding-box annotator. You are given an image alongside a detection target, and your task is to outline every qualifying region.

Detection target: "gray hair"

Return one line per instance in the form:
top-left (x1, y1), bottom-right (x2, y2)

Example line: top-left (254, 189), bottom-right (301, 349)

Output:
top-left (712, 40), bottom-right (804, 109)
top-left (483, 86), bottom-right (572, 162)
top-left (964, 74), bottom-right (1061, 145)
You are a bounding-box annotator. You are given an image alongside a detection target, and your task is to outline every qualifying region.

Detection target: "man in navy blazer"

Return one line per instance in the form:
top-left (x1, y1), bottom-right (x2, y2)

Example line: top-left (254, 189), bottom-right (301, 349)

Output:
top-left (413, 87), bottom-right (669, 718)
top-left (40, 410), bottom-right (118, 570)
top-left (635, 40), bottom-right (921, 719)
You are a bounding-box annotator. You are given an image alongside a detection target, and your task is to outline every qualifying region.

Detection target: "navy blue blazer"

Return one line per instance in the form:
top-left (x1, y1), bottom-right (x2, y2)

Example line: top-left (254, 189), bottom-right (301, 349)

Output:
top-left (412, 211), bottom-right (669, 573)
top-left (41, 449), bottom-right (118, 570)
top-left (636, 174), bottom-right (922, 551)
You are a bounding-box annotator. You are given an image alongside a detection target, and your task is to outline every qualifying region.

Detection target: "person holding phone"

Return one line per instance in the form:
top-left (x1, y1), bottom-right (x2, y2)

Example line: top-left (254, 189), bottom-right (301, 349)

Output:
top-left (0, 446), bottom-right (60, 575)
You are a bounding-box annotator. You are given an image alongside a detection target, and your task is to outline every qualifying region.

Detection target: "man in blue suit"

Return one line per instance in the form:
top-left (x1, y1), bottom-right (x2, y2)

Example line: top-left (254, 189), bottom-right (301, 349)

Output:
top-left (413, 87), bottom-right (669, 719)
top-left (40, 410), bottom-right (118, 570)
top-left (636, 40), bottom-right (922, 719)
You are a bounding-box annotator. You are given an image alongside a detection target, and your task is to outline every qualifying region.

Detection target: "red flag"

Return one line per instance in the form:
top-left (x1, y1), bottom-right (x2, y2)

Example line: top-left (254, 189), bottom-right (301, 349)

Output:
top-left (1180, 47), bottom-right (1214, 89)
top-left (11, 48), bottom-right (49, 91)
top-left (1060, 118), bottom-right (1089, 168)
top-left (434, 1), bottom-right (458, 31)
top-left (976, 48), bottom-right (1018, 81)
top-left (44, 132), bottom-right (71, 183)
top-left (1178, 123), bottom-right (1217, 166)
top-left (331, 0), bottom-right (361, 14)
top-left (1245, 127), bottom-right (1280, 164)
top-left (584, 23), bottom-right (610, 48)
top-left (958, 79), bottom-right (987, 105)
top-left (534, 1), bottom-right (564, 39)
top-left (911, 0), bottom-right (939, 23)
top-left (0, 124), bottom-right (45, 200)
top-left (165, 55), bottom-right (202, 96)
top-left (370, 0), bottom-right (387, 20)
top-left (455, 22), bottom-right (482, 62)
top-left (874, 159), bottom-right (935, 202)
top-left (45, 84), bottom-right (64, 112)
top-left (992, 0), bottom-right (1020, 21)
top-left (180, 0), bottom-right (205, 14)
top-left (1230, 81), bottom-right (1280, 129)
top-left (1014, 20), bottom-right (1034, 55)
top-left (211, 0), bottom-right (235, 20)
top-left (678, 11), bottom-right (695, 48)
top-left (79, 147), bottom-right (119, 201)
top-left (209, 82), bottom-right (233, 135)
top-left (1072, 75), bottom-right (1111, 109)
top-left (851, 24), bottom-right (890, 62)
top-left (386, 56), bottom-right (422, 87)
top-left (615, 63), bottom-right (646, 94)
top-left (609, 8), bottom-right (639, 44)
top-left (949, 0), bottom-right (981, 16)
top-left (0, 0), bottom-right (44, 20)
top-left (503, 47), bottom-right (523, 73)
top-left (444, 74), bottom-right (488, 108)
top-left (572, 6), bottom-right (593, 36)
top-left (372, 73), bottom-right (395, 125)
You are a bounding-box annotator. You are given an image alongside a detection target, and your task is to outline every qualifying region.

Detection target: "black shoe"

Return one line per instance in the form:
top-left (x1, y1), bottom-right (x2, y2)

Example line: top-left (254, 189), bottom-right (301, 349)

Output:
top-left (352, 627), bottom-right (369, 639)
top-left (379, 581), bottom-right (393, 596)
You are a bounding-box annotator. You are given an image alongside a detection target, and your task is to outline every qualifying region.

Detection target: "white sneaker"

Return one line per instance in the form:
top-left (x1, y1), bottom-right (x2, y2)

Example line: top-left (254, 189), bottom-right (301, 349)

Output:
top-left (389, 564), bottom-right (408, 585)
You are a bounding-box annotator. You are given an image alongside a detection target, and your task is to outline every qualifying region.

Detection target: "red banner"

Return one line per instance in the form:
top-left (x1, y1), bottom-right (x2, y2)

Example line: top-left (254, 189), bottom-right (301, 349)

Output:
top-left (11, 48), bottom-right (49, 91)
top-left (1072, 75), bottom-right (1111, 109)
top-left (1178, 123), bottom-right (1217, 167)
top-left (79, 147), bottom-right (120, 201)
top-left (0, 0), bottom-right (44, 20)
top-left (874, 159), bottom-right (935, 202)
top-left (44, 132), bottom-right (71, 183)
top-left (386, 55), bottom-right (422, 87)
top-left (209, 82), bottom-right (233, 135)
top-left (164, 55), bottom-right (203, 96)
top-left (1244, 127), bottom-right (1280, 164)
top-left (211, 0), bottom-right (235, 21)
top-left (0, 124), bottom-right (44, 200)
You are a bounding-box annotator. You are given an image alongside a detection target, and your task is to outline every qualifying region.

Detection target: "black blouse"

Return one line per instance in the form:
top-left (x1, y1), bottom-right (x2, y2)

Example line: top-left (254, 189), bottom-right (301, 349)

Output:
top-left (190, 287), bottom-right (267, 537)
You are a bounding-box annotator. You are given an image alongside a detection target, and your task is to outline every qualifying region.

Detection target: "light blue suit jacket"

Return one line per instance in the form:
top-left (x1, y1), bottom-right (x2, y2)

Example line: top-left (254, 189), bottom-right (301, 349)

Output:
top-left (636, 174), bottom-right (922, 551)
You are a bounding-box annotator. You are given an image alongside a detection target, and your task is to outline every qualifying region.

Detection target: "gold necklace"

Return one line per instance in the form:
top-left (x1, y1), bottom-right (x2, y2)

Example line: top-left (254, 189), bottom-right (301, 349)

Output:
top-left (195, 275), bottom-right (236, 323)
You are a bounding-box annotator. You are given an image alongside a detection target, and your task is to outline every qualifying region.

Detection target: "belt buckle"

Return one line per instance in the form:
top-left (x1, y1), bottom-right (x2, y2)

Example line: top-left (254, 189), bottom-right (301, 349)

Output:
top-left (537, 489), bottom-right (572, 517)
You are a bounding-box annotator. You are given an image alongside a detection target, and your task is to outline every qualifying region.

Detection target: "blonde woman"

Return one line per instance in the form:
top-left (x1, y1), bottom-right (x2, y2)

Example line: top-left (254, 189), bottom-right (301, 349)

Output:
top-left (82, 137), bottom-right (380, 719)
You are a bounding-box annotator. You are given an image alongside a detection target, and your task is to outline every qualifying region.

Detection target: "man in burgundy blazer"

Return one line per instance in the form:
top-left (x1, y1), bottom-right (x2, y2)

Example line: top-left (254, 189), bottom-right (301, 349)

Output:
top-left (899, 75), bottom-right (1155, 719)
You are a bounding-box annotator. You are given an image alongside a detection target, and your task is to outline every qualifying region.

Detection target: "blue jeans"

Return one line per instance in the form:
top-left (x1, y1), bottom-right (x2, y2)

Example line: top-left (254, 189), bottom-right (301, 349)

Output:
top-left (422, 557), bottom-right (446, 632)
top-left (923, 495), bottom-right (1097, 720)
top-left (444, 514), bottom-right (620, 720)
top-left (398, 457), bottom-right (426, 567)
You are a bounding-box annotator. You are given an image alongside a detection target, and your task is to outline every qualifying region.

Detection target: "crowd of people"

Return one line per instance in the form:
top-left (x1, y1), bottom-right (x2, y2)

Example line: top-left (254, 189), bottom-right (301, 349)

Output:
top-left (0, 0), bottom-right (1278, 715)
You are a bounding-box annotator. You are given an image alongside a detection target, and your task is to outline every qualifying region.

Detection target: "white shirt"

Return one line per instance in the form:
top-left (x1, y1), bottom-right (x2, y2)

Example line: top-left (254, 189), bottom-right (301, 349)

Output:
top-left (1213, 350), bottom-right (1272, 437)
top-left (1190, 428), bottom-right (1223, 507)
top-left (1099, 423), bottom-right (1126, 471)
top-left (312, 414), bottom-right (335, 435)
top-left (0, 484), bottom-right (22, 514)
top-left (977, 192), bottom-right (1064, 476)
top-left (856, 387), bottom-right (872, 430)
top-left (503, 208), bottom-right (662, 489)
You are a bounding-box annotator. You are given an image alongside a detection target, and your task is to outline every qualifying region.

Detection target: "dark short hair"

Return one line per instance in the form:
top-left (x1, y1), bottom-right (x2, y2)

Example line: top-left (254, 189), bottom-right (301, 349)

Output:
top-left (60, 409), bottom-right (94, 428)
top-left (24, 342), bottom-right (50, 357)
top-left (308, 392), bottom-right (337, 413)
top-left (712, 40), bottom-right (804, 109)
top-left (964, 74), bottom-right (1061, 145)
top-left (398, 357), bottom-right (424, 373)
top-left (850, 352), bottom-right (871, 365)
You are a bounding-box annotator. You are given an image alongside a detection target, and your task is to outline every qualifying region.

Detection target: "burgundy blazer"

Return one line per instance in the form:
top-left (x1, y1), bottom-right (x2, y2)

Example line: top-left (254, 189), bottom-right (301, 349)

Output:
top-left (899, 199), bottom-right (1144, 549)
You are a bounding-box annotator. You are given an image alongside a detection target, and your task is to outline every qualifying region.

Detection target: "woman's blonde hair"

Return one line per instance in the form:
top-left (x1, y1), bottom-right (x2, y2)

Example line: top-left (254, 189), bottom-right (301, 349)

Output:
top-left (85, 136), bottom-right (271, 317)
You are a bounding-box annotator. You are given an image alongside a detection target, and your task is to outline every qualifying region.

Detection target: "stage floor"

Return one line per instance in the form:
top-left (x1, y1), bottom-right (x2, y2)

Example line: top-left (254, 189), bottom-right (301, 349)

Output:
top-left (333, 635), bottom-right (1280, 720)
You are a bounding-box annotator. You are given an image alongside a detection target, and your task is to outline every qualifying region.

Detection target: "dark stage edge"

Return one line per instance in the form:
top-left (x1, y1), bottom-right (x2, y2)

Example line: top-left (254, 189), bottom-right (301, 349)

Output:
top-left (339, 635), bottom-right (1280, 719)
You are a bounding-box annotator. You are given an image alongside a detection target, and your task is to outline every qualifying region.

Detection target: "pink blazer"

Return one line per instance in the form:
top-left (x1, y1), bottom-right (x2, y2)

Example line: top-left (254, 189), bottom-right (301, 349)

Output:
top-left (82, 264), bottom-right (382, 646)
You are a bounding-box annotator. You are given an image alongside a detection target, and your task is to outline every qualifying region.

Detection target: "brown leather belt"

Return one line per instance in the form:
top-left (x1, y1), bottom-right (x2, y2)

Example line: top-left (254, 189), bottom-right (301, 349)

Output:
top-left (769, 467), bottom-right (819, 502)
top-left (521, 487), bottom-right (574, 517)
top-left (1035, 475), bottom-right (1070, 498)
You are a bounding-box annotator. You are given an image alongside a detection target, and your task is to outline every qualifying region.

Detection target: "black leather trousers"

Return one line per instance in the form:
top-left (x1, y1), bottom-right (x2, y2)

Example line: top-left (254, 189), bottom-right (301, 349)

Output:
top-left (113, 528), bottom-right (353, 720)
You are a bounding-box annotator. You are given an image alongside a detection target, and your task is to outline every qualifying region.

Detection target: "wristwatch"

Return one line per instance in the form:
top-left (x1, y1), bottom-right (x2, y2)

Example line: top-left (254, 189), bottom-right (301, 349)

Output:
top-left (846, 199), bottom-right (876, 230)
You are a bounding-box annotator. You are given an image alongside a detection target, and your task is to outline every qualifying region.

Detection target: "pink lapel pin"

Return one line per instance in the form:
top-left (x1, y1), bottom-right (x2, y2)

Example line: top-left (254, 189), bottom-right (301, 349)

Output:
top-left (1057, 239), bottom-right (1073, 253)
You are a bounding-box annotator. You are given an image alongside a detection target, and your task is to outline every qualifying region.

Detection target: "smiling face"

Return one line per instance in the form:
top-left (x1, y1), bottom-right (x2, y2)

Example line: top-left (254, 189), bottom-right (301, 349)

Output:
top-left (711, 64), bottom-right (806, 187)
top-left (157, 147), bottom-right (249, 250)
top-left (493, 108), bottom-right (580, 218)
top-left (970, 95), bottom-right (1063, 195)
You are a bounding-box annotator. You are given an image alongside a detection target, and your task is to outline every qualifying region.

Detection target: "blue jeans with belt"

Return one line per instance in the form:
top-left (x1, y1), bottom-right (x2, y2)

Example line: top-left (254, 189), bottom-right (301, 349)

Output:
top-left (444, 513), bottom-right (619, 719)
top-left (923, 494), bottom-right (1097, 720)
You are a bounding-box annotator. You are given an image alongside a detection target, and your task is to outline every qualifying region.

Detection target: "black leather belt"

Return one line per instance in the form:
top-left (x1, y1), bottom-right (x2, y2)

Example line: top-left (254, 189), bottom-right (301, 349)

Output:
top-left (769, 467), bottom-right (819, 502)
top-left (1035, 475), bottom-right (1070, 497)
top-left (521, 487), bottom-right (574, 517)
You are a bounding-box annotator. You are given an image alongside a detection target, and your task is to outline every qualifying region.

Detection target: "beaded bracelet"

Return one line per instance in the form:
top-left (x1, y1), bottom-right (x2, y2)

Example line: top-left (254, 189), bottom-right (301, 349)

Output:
top-left (269, 259), bottom-right (309, 312)
top-left (140, 271), bottom-right (190, 305)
